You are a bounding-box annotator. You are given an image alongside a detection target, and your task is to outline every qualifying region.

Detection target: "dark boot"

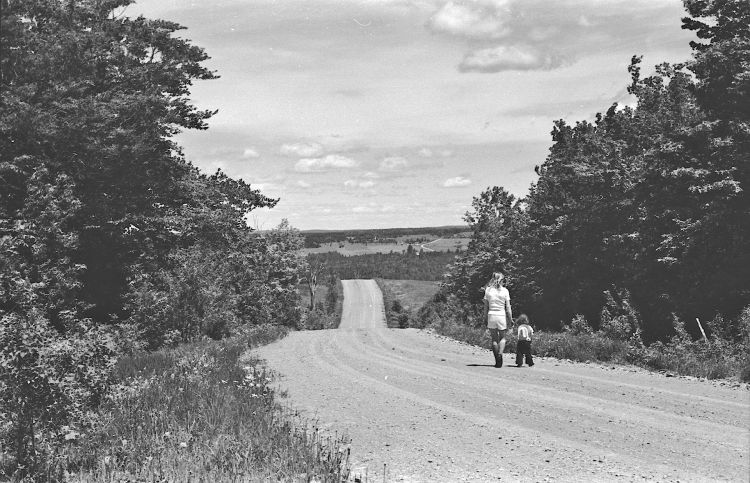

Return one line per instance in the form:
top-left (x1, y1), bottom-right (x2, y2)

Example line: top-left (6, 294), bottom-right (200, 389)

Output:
top-left (494, 350), bottom-right (503, 368)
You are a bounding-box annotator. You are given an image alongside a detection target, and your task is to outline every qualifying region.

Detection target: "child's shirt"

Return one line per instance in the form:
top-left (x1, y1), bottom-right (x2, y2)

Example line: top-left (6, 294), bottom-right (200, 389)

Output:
top-left (517, 323), bottom-right (533, 341)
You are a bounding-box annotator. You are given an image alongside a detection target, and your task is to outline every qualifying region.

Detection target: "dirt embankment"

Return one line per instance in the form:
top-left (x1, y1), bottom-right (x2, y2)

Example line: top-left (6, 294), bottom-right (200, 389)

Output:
top-left (253, 280), bottom-right (750, 482)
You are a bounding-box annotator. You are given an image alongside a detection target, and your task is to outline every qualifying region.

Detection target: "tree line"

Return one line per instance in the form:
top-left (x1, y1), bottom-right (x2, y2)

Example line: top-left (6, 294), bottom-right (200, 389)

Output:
top-left (0, 1), bottom-right (306, 477)
top-left (439, 1), bottom-right (749, 344)
top-left (307, 250), bottom-right (456, 281)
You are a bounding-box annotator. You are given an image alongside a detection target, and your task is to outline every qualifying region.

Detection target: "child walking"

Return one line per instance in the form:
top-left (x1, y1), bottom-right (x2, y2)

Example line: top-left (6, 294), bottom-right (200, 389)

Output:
top-left (515, 314), bottom-right (534, 367)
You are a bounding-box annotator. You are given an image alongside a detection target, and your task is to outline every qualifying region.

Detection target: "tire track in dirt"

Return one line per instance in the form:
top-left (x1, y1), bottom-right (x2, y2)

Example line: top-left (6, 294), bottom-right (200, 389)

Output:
top-left (253, 280), bottom-right (750, 482)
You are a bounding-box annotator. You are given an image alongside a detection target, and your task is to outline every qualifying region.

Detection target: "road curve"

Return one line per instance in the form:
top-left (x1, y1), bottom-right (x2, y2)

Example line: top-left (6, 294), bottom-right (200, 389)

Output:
top-left (253, 280), bottom-right (750, 482)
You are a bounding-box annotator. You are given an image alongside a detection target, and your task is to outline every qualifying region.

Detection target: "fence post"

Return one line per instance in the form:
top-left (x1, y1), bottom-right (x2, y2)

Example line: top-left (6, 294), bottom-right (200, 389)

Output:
top-left (696, 317), bottom-right (708, 342)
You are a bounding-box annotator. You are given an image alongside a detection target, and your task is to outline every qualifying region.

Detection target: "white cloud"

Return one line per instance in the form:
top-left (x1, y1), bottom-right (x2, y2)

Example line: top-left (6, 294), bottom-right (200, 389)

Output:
top-left (443, 176), bottom-right (472, 187)
top-left (296, 180), bottom-right (312, 188)
top-left (427, 1), bottom-right (510, 40)
top-left (379, 156), bottom-right (408, 171)
top-left (242, 147), bottom-right (260, 158)
top-left (427, 0), bottom-right (684, 73)
top-left (280, 142), bottom-right (324, 157)
top-left (352, 205), bottom-right (377, 213)
top-left (253, 182), bottom-right (283, 192)
top-left (295, 155), bottom-right (359, 172)
top-left (459, 45), bottom-right (564, 73)
top-left (351, 203), bottom-right (404, 214)
top-left (344, 179), bottom-right (376, 189)
top-left (363, 171), bottom-right (380, 179)
top-left (419, 147), bottom-right (453, 157)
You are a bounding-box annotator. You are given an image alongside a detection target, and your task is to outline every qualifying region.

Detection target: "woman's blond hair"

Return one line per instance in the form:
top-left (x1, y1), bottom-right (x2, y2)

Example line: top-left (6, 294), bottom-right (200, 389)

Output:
top-left (490, 271), bottom-right (504, 288)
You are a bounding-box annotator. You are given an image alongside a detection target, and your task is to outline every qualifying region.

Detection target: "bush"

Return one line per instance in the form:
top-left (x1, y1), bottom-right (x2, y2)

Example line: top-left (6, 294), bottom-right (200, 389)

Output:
top-left (0, 312), bottom-right (125, 480)
top-left (299, 278), bottom-right (343, 331)
top-left (564, 314), bottom-right (593, 335)
top-left (302, 309), bottom-right (338, 330)
top-left (599, 288), bottom-right (641, 340)
top-left (530, 331), bottom-right (628, 363)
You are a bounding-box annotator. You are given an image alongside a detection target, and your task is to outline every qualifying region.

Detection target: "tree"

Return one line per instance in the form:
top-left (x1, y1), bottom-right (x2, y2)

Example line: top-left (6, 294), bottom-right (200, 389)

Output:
top-left (0, 0), bottom-right (231, 323)
top-left (304, 258), bottom-right (327, 311)
top-left (437, 1), bottom-right (749, 337)
top-left (676, 0), bottom-right (750, 322)
top-left (442, 187), bottom-right (527, 307)
top-left (0, 1), bottom-right (288, 476)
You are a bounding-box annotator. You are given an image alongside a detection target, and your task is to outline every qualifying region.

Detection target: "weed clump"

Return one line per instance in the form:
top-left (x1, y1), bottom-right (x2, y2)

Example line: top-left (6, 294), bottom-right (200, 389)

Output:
top-left (418, 296), bottom-right (750, 382)
top-left (36, 325), bottom-right (351, 481)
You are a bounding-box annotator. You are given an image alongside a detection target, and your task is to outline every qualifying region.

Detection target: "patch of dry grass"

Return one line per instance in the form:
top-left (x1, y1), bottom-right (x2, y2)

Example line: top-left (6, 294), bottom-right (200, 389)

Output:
top-left (379, 280), bottom-right (440, 313)
top-left (53, 325), bottom-right (351, 482)
top-left (377, 279), bottom-right (440, 328)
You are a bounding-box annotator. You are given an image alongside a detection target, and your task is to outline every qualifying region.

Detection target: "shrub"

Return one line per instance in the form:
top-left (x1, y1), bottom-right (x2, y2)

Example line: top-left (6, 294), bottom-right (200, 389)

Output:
top-left (564, 314), bottom-right (593, 335)
top-left (529, 331), bottom-right (627, 363)
top-left (392, 300), bottom-right (403, 313)
top-left (740, 362), bottom-right (750, 383)
top-left (0, 312), bottom-right (124, 480)
top-left (599, 288), bottom-right (641, 340)
top-left (302, 308), bottom-right (338, 330)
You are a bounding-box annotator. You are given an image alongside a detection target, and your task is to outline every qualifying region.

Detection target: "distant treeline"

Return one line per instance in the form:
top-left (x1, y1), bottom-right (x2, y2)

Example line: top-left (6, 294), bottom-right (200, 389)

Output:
top-left (303, 226), bottom-right (468, 248)
top-left (308, 251), bottom-right (456, 281)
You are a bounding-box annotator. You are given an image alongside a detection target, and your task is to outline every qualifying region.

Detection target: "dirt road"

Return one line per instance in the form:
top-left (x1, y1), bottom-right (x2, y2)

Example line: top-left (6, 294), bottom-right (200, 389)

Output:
top-left (253, 280), bottom-right (750, 482)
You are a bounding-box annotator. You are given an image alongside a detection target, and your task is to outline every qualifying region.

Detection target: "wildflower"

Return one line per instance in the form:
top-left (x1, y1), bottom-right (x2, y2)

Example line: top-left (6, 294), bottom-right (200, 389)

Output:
top-left (179, 442), bottom-right (188, 448)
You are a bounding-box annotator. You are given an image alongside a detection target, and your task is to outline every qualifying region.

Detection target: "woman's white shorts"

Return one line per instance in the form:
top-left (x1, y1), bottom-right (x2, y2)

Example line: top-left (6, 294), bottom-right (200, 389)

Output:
top-left (487, 313), bottom-right (507, 330)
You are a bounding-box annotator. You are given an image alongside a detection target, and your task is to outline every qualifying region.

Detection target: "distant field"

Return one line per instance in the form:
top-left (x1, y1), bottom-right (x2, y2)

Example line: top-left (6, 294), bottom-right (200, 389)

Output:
top-left (420, 237), bottom-right (471, 252)
top-left (302, 242), bottom-right (406, 255)
top-left (301, 237), bottom-right (471, 256)
top-left (378, 279), bottom-right (441, 313)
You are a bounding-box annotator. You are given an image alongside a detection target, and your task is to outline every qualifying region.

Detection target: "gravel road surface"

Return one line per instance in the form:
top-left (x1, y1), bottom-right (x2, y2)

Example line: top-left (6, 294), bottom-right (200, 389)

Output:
top-left (253, 280), bottom-right (750, 482)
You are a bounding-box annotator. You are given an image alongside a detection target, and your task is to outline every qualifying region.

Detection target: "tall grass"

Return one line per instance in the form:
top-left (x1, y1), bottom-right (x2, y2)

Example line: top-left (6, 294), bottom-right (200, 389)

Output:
top-left (423, 301), bottom-right (750, 382)
top-left (376, 279), bottom-right (440, 329)
top-left (52, 324), bottom-right (351, 481)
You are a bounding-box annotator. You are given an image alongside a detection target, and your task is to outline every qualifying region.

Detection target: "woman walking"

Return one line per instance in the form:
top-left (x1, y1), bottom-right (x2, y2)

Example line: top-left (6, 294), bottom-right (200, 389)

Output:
top-left (483, 272), bottom-right (513, 368)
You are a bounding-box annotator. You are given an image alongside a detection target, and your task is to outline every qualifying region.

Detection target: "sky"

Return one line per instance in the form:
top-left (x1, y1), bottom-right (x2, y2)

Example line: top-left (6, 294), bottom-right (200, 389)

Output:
top-left (130, 0), bottom-right (696, 230)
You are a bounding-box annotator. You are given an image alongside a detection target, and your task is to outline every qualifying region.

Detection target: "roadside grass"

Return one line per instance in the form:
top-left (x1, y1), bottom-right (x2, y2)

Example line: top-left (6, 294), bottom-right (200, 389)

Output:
top-left (422, 303), bottom-right (750, 382)
top-left (56, 324), bottom-right (351, 481)
top-left (376, 279), bottom-right (440, 328)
